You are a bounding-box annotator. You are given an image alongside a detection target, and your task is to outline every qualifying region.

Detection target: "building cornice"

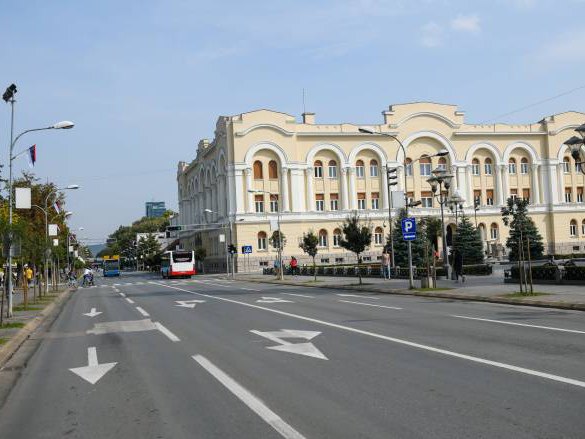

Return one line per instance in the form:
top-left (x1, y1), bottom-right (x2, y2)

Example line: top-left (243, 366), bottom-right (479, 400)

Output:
top-left (453, 131), bottom-right (546, 137)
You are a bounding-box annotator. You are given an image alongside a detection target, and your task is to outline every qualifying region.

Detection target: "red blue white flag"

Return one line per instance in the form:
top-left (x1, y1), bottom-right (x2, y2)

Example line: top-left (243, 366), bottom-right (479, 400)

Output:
top-left (27, 144), bottom-right (36, 168)
top-left (54, 200), bottom-right (61, 214)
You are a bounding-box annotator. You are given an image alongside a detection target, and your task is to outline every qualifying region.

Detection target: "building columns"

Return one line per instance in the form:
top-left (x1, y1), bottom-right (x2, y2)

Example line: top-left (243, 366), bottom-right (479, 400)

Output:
top-left (290, 168), bottom-right (305, 212)
top-left (305, 167), bottom-right (314, 212)
top-left (348, 167), bottom-right (357, 210)
top-left (341, 167), bottom-right (349, 210)
top-left (499, 165), bottom-right (509, 204)
top-left (466, 165), bottom-right (474, 206)
top-left (530, 164), bottom-right (540, 205)
top-left (281, 167), bottom-right (290, 212)
top-left (244, 168), bottom-right (254, 213)
top-left (494, 163), bottom-right (503, 206)
top-left (557, 163), bottom-right (564, 203)
top-left (381, 172), bottom-right (389, 209)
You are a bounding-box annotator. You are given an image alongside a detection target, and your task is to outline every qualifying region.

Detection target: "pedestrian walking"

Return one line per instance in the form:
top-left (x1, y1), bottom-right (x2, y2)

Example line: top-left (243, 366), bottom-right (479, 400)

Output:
top-left (290, 256), bottom-right (298, 276)
top-left (382, 251), bottom-right (391, 280)
top-left (273, 258), bottom-right (281, 278)
top-left (454, 251), bottom-right (464, 282)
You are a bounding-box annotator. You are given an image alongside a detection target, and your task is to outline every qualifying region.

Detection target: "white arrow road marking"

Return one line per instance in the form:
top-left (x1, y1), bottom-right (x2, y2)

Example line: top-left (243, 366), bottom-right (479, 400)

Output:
top-left (192, 355), bottom-right (306, 439)
top-left (336, 294), bottom-right (379, 300)
top-left (256, 297), bottom-right (293, 304)
top-left (251, 329), bottom-right (327, 360)
top-left (69, 347), bottom-right (117, 385)
top-left (82, 308), bottom-right (102, 318)
top-left (175, 300), bottom-right (206, 309)
top-left (339, 300), bottom-right (402, 310)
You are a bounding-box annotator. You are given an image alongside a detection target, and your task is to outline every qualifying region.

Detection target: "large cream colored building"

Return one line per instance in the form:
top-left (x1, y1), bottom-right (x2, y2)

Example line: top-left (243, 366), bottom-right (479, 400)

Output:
top-left (176, 102), bottom-right (585, 272)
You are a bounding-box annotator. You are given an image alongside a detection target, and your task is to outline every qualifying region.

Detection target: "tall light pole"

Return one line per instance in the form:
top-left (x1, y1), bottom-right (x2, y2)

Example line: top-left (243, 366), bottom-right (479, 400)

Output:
top-left (248, 189), bottom-right (283, 280)
top-left (448, 190), bottom-right (465, 280)
top-left (3, 90), bottom-right (74, 316)
top-left (564, 124), bottom-right (585, 174)
top-left (385, 167), bottom-right (398, 269)
top-left (358, 126), bottom-right (448, 289)
top-left (43, 185), bottom-right (79, 295)
top-left (427, 170), bottom-right (453, 278)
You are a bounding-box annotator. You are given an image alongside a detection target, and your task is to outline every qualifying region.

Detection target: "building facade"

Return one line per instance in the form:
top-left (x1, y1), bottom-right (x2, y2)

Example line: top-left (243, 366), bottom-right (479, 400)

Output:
top-left (145, 201), bottom-right (166, 218)
top-left (176, 102), bottom-right (585, 272)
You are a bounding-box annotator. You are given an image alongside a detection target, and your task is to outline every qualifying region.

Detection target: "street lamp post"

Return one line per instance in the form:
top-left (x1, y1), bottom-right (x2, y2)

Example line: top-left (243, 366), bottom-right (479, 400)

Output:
top-left (564, 124), bottom-right (585, 174)
top-left (447, 191), bottom-right (465, 280)
top-left (358, 126), bottom-right (448, 289)
top-left (3, 96), bottom-right (74, 316)
top-left (248, 189), bottom-right (283, 280)
top-left (427, 170), bottom-right (453, 278)
top-left (385, 167), bottom-right (398, 269)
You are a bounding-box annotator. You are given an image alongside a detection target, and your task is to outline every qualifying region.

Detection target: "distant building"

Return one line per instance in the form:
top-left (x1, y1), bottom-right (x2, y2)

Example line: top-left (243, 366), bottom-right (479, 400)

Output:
top-left (145, 201), bottom-right (166, 218)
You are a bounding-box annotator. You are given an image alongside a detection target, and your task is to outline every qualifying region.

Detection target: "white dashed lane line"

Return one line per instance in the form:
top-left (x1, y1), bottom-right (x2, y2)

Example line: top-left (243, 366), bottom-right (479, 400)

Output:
top-left (451, 315), bottom-right (585, 334)
top-left (338, 300), bottom-right (402, 310)
top-left (136, 306), bottom-right (150, 317)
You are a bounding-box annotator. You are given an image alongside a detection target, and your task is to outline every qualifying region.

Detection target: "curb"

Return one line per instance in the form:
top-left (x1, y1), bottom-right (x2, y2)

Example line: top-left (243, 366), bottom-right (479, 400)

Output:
top-left (0, 287), bottom-right (75, 369)
top-left (235, 277), bottom-right (585, 312)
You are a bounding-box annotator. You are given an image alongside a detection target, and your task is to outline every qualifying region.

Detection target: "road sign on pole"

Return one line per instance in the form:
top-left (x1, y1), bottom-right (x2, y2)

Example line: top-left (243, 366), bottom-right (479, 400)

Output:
top-left (401, 217), bottom-right (416, 241)
top-left (242, 245), bottom-right (252, 254)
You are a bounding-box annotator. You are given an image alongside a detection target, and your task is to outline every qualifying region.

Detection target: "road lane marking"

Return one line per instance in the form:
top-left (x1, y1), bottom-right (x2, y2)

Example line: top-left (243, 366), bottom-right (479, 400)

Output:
top-left (136, 307), bottom-right (150, 317)
top-left (336, 294), bottom-right (379, 300)
top-left (192, 355), bottom-right (306, 439)
top-left (257, 297), bottom-right (293, 304)
top-left (125, 297), bottom-right (135, 304)
top-left (283, 293), bottom-right (315, 298)
top-left (251, 329), bottom-right (328, 360)
top-left (119, 292), bottom-right (126, 297)
top-left (175, 300), bottom-right (206, 308)
top-left (451, 315), bottom-right (585, 334)
top-left (154, 282), bottom-right (585, 389)
top-left (69, 347), bottom-right (117, 385)
top-left (83, 307), bottom-right (103, 317)
top-left (241, 287), bottom-right (261, 291)
top-left (339, 300), bottom-right (402, 310)
top-left (154, 322), bottom-right (180, 342)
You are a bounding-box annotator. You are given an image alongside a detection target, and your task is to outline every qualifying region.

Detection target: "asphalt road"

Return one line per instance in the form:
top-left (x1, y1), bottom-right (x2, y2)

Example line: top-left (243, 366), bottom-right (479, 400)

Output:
top-left (0, 272), bottom-right (584, 438)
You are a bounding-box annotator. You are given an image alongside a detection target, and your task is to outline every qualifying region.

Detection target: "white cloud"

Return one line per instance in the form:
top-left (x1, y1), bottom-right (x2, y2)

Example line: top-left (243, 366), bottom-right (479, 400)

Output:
top-left (450, 14), bottom-right (480, 33)
top-left (529, 29), bottom-right (585, 66)
top-left (420, 22), bottom-right (443, 47)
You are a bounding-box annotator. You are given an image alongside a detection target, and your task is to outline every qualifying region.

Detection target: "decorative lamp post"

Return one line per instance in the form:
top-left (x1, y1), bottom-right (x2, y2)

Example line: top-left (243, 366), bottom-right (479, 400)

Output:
top-left (427, 170), bottom-right (453, 278)
top-left (564, 123), bottom-right (585, 174)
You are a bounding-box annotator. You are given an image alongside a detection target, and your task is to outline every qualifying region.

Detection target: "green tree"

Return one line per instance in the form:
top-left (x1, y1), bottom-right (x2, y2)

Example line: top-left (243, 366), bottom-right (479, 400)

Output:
top-left (269, 230), bottom-right (286, 250)
top-left (501, 197), bottom-right (544, 261)
top-left (389, 209), bottom-right (427, 268)
top-left (339, 213), bottom-right (372, 285)
top-left (137, 233), bottom-right (161, 269)
top-left (452, 215), bottom-right (484, 265)
top-left (300, 231), bottom-right (319, 281)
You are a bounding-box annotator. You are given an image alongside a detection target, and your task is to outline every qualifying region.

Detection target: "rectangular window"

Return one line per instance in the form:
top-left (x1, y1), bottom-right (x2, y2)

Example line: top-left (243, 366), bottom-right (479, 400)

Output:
top-left (314, 166), bottom-right (323, 178)
top-left (508, 163), bottom-right (516, 174)
top-left (357, 193), bottom-right (366, 210)
top-left (316, 194), bottom-right (324, 211)
top-left (437, 163), bottom-right (447, 171)
top-left (520, 162), bottom-right (529, 174)
top-left (570, 224), bottom-right (577, 237)
top-left (490, 227), bottom-right (498, 240)
top-left (330, 193), bottom-right (339, 211)
top-left (258, 237), bottom-right (267, 250)
top-left (254, 195), bottom-right (264, 213)
top-left (374, 231), bottom-right (383, 244)
top-left (259, 261), bottom-right (268, 267)
top-left (563, 161), bottom-right (570, 173)
top-left (577, 187), bottom-right (584, 203)
top-left (328, 165), bottom-right (337, 178)
top-left (474, 190), bottom-right (481, 206)
top-left (335, 257), bottom-right (344, 263)
top-left (370, 164), bottom-right (378, 177)
top-left (420, 163), bottom-right (431, 176)
top-left (356, 165), bottom-right (365, 178)
top-left (486, 190), bottom-right (494, 206)
top-left (420, 191), bottom-right (433, 208)
top-left (510, 189), bottom-right (518, 201)
top-left (371, 193), bottom-right (379, 210)
top-left (333, 234), bottom-right (341, 247)
top-left (320, 258), bottom-right (330, 264)
top-left (270, 195), bottom-right (279, 212)
top-left (405, 163), bottom-right (413, 176)
top-left (577, 163), bottom-right (583, 173)
top-left (472, 164), bottom-right (480, 176)
top-left (565, 188), bottom-right (572, 203)
top-left (484, 163), bottom-right (493, 175)
top-left (363, 256), bottom-right (371, 262)
top-left (522, 188), bottom-right (530, 202)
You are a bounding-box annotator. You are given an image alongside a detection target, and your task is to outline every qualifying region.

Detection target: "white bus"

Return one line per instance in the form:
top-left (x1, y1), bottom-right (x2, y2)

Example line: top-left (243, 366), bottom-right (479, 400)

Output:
top-left (160, 250), bottom-right (196, 279)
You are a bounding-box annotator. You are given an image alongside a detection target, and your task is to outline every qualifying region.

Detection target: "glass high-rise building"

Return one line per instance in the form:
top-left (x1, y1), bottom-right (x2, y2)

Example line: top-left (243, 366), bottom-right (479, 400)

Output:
top-left (145, 201), bottom-right (166, 218)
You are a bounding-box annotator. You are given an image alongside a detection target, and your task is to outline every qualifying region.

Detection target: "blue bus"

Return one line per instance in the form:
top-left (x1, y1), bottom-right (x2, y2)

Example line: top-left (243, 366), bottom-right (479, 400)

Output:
top-left (103, 255), bottom-right (121, 277)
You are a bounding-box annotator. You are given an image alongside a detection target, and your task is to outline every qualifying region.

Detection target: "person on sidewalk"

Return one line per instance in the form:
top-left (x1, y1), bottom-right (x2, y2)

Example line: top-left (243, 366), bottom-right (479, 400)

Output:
top-left (454, 251), bottom-right (464, 283)
top-left (290, 256), bottom-right (298, 277)
top-left (25, 264), bottom-right (34, 288)
top-left (382, 251), bottom-right (391, 280)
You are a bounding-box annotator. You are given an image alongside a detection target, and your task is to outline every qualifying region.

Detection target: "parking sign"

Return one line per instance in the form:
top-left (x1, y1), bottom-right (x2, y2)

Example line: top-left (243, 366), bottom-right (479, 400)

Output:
top-left (401, 217), bottom-right (416, 241)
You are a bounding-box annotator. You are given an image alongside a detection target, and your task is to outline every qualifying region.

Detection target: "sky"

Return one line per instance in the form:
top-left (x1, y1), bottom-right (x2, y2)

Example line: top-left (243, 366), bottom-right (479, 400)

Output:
top-left (1, 0), bottom-right (584, 244)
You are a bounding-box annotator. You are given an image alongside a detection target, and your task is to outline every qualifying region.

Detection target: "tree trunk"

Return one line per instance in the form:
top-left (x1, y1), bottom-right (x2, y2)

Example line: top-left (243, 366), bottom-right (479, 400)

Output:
top-left (357, 254), bottom-right (362, 285)
top-left (313, 257), bottom-right (316, 282)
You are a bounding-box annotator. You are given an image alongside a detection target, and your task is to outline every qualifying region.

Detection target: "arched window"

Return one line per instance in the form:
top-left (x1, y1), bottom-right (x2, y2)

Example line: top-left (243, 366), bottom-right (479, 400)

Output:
top-left (318, 229), bottom-right (328, 247)
top-left (268, 160), bottom-right (278, 179)
top-left (508, 158), bottom-right (517, 175)
top-left (405, 158), bottom-right (413, 176)
top-left (253, 160), bottom-right (263, 179)
top-left (438, 157), bottom-right (447, 171)
top-left (257, 231), bottom-right (267, 250)
top-left (490, 223), bottom-right (499, 240)
top-left (356, 160), bottom-right (365, 178)
top-left (419, 156), bottom-right (431, 176)
top-left (582, 219), bottom-right (585, 236)
top-left (314, 160), bottom-right (323, 178)
top-left (563, 157), bottom-right (571, 174)
top-left (472, 158), bottom-right (480, 176)
top-left (370, 159), bottom-right (379, 177)
top-left (520, 157), bottom-right (529, 175)
top-left (333, 228), bottom-right (342, 247)
top-left (374, 227), bottom-right (383, 245)
top-left (484, 158), bottom-right (493, 175)
top-left (328, 160), bottom-right (337, 178)
top-left (570, 219), bottom-right (578, 237)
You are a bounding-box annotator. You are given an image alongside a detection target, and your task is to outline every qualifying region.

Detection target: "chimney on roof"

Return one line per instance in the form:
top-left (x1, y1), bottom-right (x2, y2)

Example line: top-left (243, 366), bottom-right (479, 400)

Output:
top-left (302, 112), bottom-right (315, 124)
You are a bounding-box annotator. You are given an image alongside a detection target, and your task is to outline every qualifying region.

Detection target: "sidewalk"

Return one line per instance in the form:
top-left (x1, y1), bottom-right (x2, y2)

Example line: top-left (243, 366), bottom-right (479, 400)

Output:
top-left (235, 273), bottom-right (585, 311)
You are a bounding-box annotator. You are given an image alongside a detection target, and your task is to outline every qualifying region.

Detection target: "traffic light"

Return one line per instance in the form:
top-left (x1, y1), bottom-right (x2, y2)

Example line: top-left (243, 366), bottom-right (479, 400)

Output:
top-left (228, 244), bottom-right (236, 254)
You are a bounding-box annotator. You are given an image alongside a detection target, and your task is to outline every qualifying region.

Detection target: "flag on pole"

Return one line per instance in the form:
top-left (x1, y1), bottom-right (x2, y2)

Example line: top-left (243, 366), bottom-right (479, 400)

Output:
top-left (27, 144), bottom-right (36, 168)
top-left (53, 200), bottom-right (61, 214)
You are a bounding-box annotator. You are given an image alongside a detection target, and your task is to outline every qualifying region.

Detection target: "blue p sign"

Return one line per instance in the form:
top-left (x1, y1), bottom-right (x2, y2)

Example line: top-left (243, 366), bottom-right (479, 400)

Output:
top-left (401, 218), bottom-right (417, 241)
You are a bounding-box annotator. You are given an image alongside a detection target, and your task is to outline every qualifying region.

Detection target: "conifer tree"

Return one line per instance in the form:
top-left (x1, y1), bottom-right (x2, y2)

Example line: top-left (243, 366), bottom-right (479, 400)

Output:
top-left (389, 209), bottom-right (427, 268)
top-left (501, 197), bottom-right (544, 261)
top-left (339, 213), bottom-right (372, 284)
top-left (452, 215), bottom-right (484, 264)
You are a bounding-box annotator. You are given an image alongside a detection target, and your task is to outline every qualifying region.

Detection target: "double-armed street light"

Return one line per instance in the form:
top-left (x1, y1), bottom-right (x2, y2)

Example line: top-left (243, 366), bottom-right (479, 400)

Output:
top-left (447, 190), bottom-right (465, 280)
top-left (358, 126), bottom-right (448, 288)
top-left (564, 124), bottom-right (585, 175)
top-left (427, 169), bottom-right (454, 278)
